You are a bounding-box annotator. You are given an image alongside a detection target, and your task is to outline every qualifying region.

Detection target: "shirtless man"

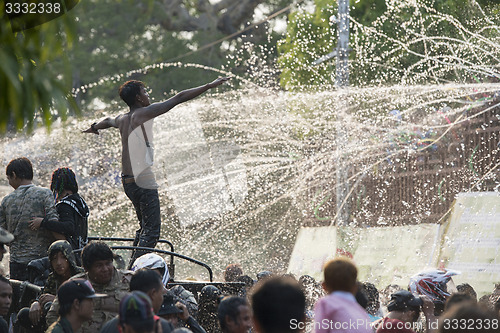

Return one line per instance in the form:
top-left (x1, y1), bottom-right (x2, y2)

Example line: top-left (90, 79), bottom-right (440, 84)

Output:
top-left (83, 77), bottom-right (229, 266)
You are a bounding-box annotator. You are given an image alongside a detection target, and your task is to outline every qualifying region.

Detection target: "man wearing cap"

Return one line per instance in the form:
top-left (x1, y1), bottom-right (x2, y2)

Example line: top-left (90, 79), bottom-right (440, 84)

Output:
top-left (46, 278), bottom-right (107, 333)
top-left (373, 290), bottom-right (435, 333)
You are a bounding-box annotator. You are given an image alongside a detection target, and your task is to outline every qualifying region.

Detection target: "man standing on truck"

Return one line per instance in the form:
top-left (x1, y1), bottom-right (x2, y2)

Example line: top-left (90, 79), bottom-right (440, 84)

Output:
top-left (83, 77), bottom-right (229, 266)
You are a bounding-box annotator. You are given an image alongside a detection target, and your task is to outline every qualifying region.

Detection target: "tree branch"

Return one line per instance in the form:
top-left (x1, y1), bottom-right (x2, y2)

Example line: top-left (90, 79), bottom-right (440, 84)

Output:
top-left (151, 0), bottom-right (265, 34)
top-left (217, 0), bottom-right (262, 34)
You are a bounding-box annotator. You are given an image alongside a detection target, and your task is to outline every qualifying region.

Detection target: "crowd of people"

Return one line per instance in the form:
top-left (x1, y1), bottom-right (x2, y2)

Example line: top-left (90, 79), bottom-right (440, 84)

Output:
top-left (0, 157), bottom-right (499, 333)
top-left (0, 226), bottom-right (498, 333)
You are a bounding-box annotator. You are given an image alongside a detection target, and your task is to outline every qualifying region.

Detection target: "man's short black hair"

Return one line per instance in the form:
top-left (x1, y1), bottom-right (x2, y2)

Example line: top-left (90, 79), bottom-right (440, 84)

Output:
top-left (130, 268), bottom-right (163, 293)
top-left (251, 276), bottom-right (305, 333)
top-left (119, 80), bottom-right (145, 107)
top-left (6, 157), bottom-right (33, 180)
top-left (444, 292), bottom-right (475, 312)
top-left (456, 283), bottom-right (477, 300)
top-left (81, 242), bottom-right (114, 271)
top-left (218, 296), bottom-right (248, 331)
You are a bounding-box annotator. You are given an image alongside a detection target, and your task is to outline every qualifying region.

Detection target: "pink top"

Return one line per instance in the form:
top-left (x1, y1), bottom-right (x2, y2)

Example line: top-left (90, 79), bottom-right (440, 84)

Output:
top-left (313, 292), bottom-right (372, 333)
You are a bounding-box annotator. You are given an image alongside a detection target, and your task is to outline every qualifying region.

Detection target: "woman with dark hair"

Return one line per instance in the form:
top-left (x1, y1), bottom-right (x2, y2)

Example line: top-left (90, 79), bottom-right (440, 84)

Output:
top-left (29, 167), bottom-right (90, 251)
top-left (17, 240), bottom-right (84, 332)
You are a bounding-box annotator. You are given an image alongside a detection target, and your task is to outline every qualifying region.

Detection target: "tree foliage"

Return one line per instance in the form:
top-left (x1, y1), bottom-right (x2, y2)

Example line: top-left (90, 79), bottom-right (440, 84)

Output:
top-left (64, 0), bottom-right (293, 110)
top-left (277, 0), bottom-right (500, 89)
top-left (0, 2), bottom-right (79, 133)
top-left (277, 0), bottom-right (337, 90)
top-left (2, 0), bottom-right (291, 130)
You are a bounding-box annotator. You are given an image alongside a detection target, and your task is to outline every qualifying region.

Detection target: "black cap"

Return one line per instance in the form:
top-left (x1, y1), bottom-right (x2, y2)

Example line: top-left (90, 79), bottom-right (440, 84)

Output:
top-left (387, 290), bottom-right (423, 312)
top-left (58, 279), bottom-right (107, 306)
top-left (200, 285), bottom-right (221, 302)
top-left (158, 294), bottom-right (183, 316)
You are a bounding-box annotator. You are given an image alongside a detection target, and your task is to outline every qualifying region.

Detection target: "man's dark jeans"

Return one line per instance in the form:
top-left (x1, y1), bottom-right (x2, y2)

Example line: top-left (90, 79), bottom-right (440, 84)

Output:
top-left (123, 181), bottom-right (161, 267)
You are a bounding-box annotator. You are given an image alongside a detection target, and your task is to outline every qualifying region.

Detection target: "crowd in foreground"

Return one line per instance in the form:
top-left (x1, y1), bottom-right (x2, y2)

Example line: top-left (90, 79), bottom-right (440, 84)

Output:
top-left (0, 158), bottom-right (499, 333)
top-left (0, 235), bottom-right (497, 333)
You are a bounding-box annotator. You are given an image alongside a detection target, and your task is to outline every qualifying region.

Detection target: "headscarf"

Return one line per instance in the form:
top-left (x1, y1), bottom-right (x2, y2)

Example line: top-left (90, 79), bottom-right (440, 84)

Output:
top-left (131, 253), bottom-right (170, 286)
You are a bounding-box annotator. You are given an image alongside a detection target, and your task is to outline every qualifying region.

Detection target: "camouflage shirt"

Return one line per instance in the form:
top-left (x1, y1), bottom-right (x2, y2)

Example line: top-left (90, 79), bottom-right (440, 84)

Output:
top-left (0, 184), bottom-right (58, 264)
top-left (46, 268), bottom-right (132, 333)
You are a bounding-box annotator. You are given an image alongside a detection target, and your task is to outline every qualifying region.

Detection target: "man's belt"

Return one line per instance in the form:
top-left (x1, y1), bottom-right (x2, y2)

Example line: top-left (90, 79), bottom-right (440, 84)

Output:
top-left (121, 176), bottom-right (135, 184)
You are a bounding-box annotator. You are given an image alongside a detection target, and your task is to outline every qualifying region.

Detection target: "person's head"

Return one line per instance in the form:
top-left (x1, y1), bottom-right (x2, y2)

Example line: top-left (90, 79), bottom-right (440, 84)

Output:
top-left (386, 290), bottom-right (423, 323)
top-left (322, 257), bottom-right (358, 294)
top-left (250, 276), bottom-right (305, 333)
top-left (477, 294), bottom-right (494, 312)
top-left (48, 240), bottom-right (78, 278)
top-left (0, 228), bottom-right (13, 262)
top-left (218, 296), bottom-right (252, 333)
top-left (199, 285), bottom-right (222, 308)
top-left (445, 292), bottom-right (476, 311)
top-left (456, 283), bottom-right (478, 302)
top-left (198, 285), bottom-right (223, 332)
top-left (57, 279), bottom-right (106, 319)
top-left (81, 242), bottom-right (114, 285)
top-left (438, 303), bottom-right (499, 332)
top-left (298, 275), bottom-right (315, 287)
top-left (157, 292), bottom-right (183, 326)
top-left (236, 275), bottom-right (255, 297)
top-left (224, 264), bottom-right (243, 282)
top-left (119, 80), bottom-right (149, 107)
top-left (50, 168), bottom-right (78, 201)
top-left (131, 253), bottom-right (170, 286)
top-left (0, 275), bottom-right (12, 316)
top-left (409, 269), bottom-right (459, 305)
top-left (409, 269), bottom-right (459, 316)
top-left (130, 268), bottom-right (166, 313)
top-left (119, 291), bottom-right (156, 333)
top-left (6, 157), bottom-right (33, 187)
top-left (359, 282), bottom-right (380, 316)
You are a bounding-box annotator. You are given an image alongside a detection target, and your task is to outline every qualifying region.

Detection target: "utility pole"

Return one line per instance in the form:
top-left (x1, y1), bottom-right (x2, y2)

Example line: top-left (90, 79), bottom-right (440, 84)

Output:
top-left (336, 0), bottom-right (349, 87)
top-left (335, 0), bottom-right (350, 226)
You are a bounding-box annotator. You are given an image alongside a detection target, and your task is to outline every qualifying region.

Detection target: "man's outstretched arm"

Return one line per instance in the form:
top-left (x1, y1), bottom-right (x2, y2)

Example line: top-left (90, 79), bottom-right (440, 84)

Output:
top-left (82, 116), bottom-right (119, 135)
top-left (131, 77), bottom-right (230, 127)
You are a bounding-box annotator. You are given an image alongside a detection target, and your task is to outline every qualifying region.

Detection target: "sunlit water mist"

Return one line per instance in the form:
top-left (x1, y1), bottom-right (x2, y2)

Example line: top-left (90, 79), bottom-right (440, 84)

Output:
top-left (1, 81), bottom-right (499, 279)
top-left (1, 1), bottom-right (499, 281)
